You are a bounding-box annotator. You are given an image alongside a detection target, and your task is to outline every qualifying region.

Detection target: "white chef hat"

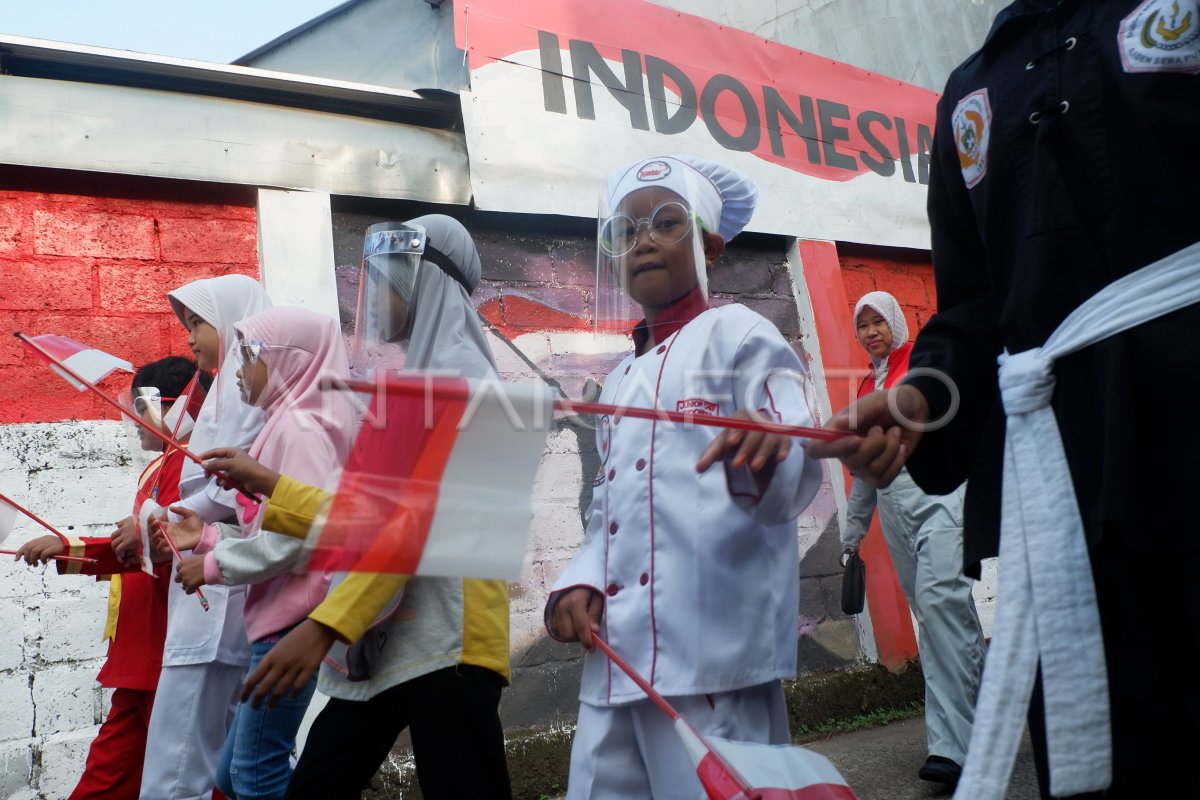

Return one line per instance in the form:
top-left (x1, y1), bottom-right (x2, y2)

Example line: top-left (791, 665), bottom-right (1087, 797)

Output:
top-left (605, 155), bottom-right (760, 242)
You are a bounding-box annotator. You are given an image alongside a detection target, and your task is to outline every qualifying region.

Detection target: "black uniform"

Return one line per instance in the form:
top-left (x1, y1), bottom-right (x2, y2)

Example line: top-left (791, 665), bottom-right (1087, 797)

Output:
top-left (904, 1), bottom-right (1200, 797)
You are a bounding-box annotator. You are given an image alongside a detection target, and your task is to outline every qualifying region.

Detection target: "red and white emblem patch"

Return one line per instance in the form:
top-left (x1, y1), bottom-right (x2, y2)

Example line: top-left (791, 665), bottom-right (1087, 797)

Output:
top-left (676, 398), bottom-right (720, 417)
top-left (1119, 0), bottom-right (1200, 73)
top-left (636, 160), bottom-right (672, 182)
top-left (951, 89), bottom-right (991, 189)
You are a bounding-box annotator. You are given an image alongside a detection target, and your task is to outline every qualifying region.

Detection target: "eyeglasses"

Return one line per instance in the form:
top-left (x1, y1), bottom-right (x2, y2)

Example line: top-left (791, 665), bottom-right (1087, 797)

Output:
top-left (599, 201), bottom-right (695, 257)
top-left (238, 339), bottom-right (266, 367)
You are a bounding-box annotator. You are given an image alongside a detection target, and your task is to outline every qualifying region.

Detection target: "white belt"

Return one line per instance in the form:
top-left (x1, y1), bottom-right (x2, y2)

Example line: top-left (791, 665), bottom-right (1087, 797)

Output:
top-left (954, 240), bottom-right (1200, 800)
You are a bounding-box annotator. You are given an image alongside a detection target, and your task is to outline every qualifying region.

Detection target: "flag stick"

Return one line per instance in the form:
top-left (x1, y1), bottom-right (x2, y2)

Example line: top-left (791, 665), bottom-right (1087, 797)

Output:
top-left (0, 491), bottom-right (72, 544)
top-left (334, 376), bottom-right (847, 441)
top-left (15, 332), bottom-right (260, 504)
top-left (592, 636), bottom-right (756, 795)
top-left (145, 372), bottom-right (200, 502)
top-left (0, 550), bottom-right (98, 564)
top-left (150, 519), bottom-right (210, 612)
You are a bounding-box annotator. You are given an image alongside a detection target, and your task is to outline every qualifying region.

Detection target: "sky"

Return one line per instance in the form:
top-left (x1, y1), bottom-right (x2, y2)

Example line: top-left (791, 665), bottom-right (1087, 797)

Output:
top-left (0, 0), bottom-right (352, 63)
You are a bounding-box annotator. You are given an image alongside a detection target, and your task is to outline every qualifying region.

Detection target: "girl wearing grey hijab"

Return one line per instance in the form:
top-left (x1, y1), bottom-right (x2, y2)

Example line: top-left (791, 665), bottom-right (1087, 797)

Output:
top-left (202, 215), bottom-right (513, 800)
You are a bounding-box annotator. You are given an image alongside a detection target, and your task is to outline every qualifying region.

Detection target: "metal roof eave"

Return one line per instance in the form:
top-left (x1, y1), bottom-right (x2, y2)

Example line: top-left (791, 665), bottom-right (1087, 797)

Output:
top-left (0, 33), bottom-right (460, 128)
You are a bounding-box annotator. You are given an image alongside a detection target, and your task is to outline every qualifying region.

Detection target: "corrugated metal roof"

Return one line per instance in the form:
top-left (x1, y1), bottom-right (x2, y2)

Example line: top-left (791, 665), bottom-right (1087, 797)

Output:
top-left (0, 33), bottom-right (459, 128)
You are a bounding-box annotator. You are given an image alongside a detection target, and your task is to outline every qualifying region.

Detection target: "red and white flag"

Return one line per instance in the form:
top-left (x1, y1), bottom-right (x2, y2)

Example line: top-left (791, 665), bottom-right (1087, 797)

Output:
top-left (162, 373), bottom-right (207, 440)
top-left (306, 376), bottom-right (555, 580)
top-left (26, 334), bottom-right (133, 390)
top-left (0, 497), bottom-right (19, 545)
top-left (675, 721), bottom-right (858, 800)
top-left (130, 497), bottom-right (158, 576)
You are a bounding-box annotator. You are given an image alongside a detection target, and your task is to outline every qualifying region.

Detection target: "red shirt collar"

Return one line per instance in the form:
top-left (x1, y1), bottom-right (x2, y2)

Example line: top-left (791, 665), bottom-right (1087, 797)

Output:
top-left (631, 287), bottom-right (710, 353)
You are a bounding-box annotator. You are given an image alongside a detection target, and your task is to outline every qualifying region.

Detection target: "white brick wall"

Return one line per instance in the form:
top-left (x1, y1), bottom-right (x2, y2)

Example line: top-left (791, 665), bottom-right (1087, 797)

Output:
top-left (0, 414), bottom-right (1002, 799)
top-left (0, 421), bottom-right (135, 799)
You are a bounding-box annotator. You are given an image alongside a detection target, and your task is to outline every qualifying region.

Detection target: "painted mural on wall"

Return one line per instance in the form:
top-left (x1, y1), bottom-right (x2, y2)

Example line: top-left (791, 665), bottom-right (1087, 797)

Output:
top-left (330, 209), bottom-right (858, 727)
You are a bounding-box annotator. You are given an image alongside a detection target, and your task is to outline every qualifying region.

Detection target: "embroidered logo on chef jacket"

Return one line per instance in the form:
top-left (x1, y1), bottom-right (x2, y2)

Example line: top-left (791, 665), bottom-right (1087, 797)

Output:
top-left (1121, 0), bottom-right (1200, 72)
top-left (952, 89), bottom-right (991, 189)
top-left (676, 397), bottom-right (720, 417)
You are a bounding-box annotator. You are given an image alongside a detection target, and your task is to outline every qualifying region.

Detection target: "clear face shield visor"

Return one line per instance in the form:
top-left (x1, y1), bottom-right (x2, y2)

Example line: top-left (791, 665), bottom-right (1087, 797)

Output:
top-left (121, 386), bottom-right (166, 464)
top-left (594, 183), bottom-right (709, 338)
top-left (353, 222), bottom-right (427, 371)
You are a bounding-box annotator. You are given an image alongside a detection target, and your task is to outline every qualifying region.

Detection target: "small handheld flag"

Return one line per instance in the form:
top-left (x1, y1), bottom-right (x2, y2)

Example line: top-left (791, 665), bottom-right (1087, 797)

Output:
top-left (16, 332), bottom-right (260, 505)
top-left (0, 494), bottom-right (98, 565)
top-left (21, 334), bottom-right (133, 390)
top-left (593, 637), bottom-right (859, 800)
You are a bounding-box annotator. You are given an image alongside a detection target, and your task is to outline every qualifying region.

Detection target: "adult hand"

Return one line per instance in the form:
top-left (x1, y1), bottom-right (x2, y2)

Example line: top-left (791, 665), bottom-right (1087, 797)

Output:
top-left (109, 515), bottom-right (140, 567)
top-left (14, 535), bottom-right (65, 566)
top-left (240, 618), bottom-right (337, 710)
top-left (175, 554), bottom-right (207, 593)
top-left (551, 587), bottom-right (604, 650)
top-left (199, 448), bottom-right (281, 498)
top-left (806, 385), bottom-right (930, 488)
top-left (695, 409), bottom-right (791, 483)
top-left (158, 506), bottom-right (204, 553)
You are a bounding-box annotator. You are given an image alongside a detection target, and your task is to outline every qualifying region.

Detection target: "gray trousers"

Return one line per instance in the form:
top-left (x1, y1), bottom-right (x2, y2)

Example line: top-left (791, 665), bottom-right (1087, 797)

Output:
top-left (846, 469), bottom-right (985, 764)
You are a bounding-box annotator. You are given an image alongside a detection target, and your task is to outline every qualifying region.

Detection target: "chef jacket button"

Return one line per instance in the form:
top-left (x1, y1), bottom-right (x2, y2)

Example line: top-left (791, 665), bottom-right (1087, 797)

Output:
top-left (608, 468), bottom-right (616, 481)
top-left (606, 583), bottom-right (620, 596)
top-left (635, 458), bottom-right (646, 471)
top-left (656, 345), bottom-right (666, 355)
top-left (609, 521), bottom-right (619, 536)
top-left (639, 573), bottom-right (649, 586)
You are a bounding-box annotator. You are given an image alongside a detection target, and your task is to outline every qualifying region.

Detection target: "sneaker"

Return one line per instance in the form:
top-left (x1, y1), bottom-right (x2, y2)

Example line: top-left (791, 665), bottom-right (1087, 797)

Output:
top-left (918, 755), bottom-right (962, 786)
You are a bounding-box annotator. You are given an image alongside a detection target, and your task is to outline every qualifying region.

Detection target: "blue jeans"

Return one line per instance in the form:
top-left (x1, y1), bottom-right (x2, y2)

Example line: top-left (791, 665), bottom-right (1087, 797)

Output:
top-left (216, 632), bottom-right (318, 800)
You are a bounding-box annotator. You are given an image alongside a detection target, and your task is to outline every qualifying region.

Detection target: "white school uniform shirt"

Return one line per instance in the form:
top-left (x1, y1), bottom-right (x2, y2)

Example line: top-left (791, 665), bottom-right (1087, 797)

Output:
top-left (144, 492), bottom-right (251, 668)
top-left (550, 304), bottom-right (823, 706)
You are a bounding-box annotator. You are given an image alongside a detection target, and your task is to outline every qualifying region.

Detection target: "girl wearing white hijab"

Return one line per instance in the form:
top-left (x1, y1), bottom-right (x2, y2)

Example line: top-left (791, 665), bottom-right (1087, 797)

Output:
top-left (843, 290), bottom-right (985, 788)
top-left (139, 274), bottom-right (271, 800)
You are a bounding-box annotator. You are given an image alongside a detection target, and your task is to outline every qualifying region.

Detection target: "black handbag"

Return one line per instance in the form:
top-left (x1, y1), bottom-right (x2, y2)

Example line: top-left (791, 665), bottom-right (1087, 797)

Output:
top-left (840, 550), bottom-right (866, 615)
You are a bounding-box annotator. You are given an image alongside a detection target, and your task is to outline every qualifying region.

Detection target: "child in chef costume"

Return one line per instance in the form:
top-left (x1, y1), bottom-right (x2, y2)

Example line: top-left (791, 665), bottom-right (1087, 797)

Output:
top-left (544, 154), bottom-right (824, 798)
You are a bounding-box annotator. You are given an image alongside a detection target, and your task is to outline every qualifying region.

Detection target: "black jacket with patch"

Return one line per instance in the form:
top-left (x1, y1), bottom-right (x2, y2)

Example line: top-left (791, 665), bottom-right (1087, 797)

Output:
top-left (905, 0), bottom-right (1200, 573)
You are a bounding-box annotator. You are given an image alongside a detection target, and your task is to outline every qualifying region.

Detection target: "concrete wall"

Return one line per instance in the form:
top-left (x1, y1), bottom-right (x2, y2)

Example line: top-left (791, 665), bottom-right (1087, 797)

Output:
top-left (648, 0), bottom-right (1005, 92)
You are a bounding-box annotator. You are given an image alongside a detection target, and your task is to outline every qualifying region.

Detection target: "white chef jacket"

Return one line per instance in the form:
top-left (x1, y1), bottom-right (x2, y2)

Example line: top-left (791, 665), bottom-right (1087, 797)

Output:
top-left (549, 304), bottom-right (823, 706)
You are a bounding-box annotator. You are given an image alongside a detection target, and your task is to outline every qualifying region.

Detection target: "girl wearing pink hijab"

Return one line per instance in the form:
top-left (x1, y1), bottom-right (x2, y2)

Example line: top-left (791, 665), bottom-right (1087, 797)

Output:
top-left (169, 307), bottom-right (356, 800)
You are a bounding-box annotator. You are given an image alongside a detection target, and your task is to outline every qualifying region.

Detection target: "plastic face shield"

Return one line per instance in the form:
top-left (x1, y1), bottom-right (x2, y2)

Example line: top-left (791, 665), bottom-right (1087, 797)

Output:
top-left (123, 387), bottom-right (165, 463)
top-left (353, 222), bottom-right (427, 369)
top-left (594, 183), bottom-right (708, 338)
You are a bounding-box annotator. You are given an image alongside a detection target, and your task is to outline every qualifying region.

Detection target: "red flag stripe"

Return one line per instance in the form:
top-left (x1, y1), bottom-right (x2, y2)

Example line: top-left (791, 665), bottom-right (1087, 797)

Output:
top-left (363, 395), bottom-right (467, 573)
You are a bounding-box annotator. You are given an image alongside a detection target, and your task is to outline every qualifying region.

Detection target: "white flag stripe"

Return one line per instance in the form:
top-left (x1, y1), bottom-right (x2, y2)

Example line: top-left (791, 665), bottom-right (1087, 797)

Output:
top-left (414, 381), bottom-right (554, 580)
top-left (162, 402), bottom-right (196, 438)
top-left (61, 348), bottom-right (134, 387)
top-left (708, 735), bottom-right (851, 789)
top-left (0, 500), bottom-right (18, 545)
top-left (673, 719), bottom-right (711, 767)
top-left (136, 500), bottom-right (157, 576)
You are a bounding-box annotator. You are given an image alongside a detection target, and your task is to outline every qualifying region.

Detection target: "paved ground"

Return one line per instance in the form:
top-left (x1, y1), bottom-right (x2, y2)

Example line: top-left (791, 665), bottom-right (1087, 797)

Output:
top-left (806, 715), bottom-right (1040, 800)
top-left (547, 713), bottom-right (1041, 799)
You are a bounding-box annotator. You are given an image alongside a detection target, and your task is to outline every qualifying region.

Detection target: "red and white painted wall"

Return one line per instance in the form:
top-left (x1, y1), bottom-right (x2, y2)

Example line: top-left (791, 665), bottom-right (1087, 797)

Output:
top-left (0, 178), bottom-right (997, 795)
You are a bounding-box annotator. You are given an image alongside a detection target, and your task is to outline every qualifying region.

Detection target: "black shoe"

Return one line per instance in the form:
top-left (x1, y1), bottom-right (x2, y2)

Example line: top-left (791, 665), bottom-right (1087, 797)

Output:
top-left (918, 755), bottom-right (962, 786)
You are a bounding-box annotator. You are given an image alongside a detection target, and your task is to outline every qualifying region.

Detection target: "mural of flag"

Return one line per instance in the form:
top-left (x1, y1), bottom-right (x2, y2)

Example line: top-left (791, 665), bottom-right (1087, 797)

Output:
top-left (24, 334), bottom-right (133, 391)
top-left (305, 376), bottom-right (555, 580)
